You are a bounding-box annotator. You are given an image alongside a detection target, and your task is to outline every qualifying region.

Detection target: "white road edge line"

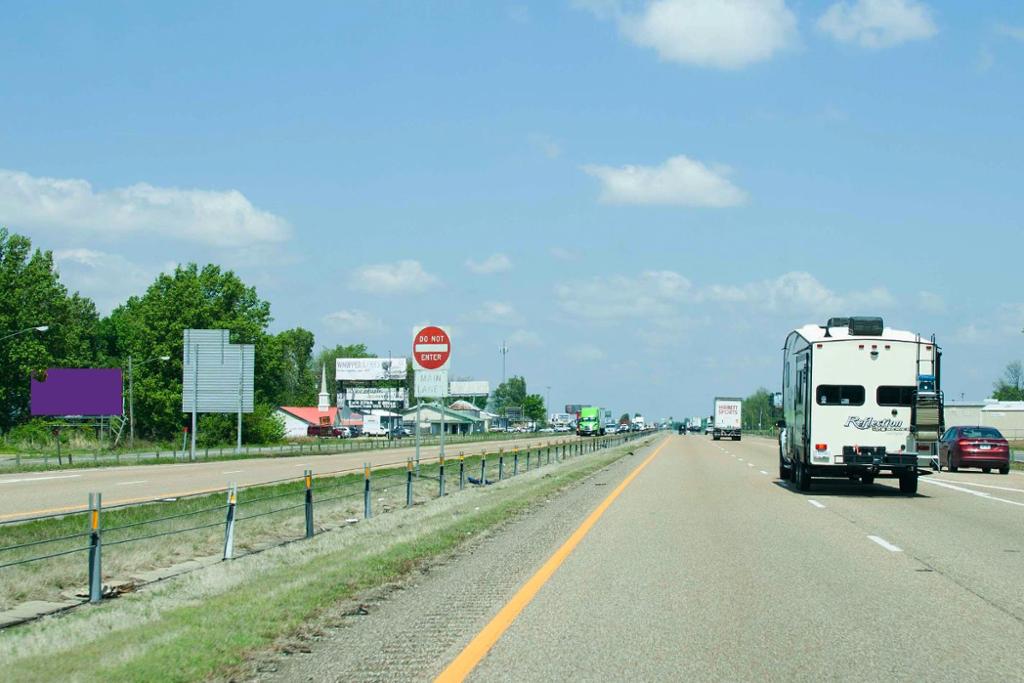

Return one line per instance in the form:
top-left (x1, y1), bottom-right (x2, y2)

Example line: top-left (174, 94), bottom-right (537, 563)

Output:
top-left (808, 499), bottom-right (825, 509)
top-left (921, 478), bottom-right (1024, 508)
top-left (929, 479), bottom-right (1024, 494)
top-left (222, 470), bottom-right (243, 474)
top-left (0, 474), bottom-right (82, 484)
top-left (115, 480), bottom-right (148, 486)
top-left (868, 535), bottom-right (903, 552)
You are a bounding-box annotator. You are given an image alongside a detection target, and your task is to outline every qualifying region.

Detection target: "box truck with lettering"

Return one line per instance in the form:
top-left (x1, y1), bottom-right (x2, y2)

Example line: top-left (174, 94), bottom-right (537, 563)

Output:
top-left (777, 316), bottom-right (942, 496)
top-left (362, 413), bottom-right (387, 437)
top-left (712, 398), bottom-right (742, 441)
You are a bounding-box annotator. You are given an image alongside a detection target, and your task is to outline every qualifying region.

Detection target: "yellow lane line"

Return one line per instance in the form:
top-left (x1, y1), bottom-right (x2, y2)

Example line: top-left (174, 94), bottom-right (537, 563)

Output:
top-left (435, 437), bottom-right (670, 683)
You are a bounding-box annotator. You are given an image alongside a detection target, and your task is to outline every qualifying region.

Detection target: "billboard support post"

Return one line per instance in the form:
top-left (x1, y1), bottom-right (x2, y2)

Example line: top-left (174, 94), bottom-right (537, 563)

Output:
top-left (191, 343), bottom-right (198, 462)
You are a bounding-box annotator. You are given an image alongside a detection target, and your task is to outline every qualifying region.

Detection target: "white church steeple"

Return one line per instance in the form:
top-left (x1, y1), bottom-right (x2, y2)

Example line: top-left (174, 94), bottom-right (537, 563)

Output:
top-left (317, 364), bottom-right (330, 412)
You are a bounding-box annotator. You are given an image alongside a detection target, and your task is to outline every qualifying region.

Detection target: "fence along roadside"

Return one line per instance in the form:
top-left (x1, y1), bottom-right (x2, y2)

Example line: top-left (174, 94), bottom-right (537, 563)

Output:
top-left (0, 432), bottom-right (642, 627)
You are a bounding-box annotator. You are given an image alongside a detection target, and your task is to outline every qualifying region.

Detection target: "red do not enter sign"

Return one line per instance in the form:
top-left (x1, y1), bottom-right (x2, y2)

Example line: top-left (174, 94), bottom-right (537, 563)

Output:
top-left (413, 325), bottom-right (451, 370)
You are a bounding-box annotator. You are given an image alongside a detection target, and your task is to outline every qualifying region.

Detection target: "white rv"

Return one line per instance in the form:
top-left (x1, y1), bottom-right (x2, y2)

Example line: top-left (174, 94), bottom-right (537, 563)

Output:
top-left (778, 317), bottom-right (942, 495)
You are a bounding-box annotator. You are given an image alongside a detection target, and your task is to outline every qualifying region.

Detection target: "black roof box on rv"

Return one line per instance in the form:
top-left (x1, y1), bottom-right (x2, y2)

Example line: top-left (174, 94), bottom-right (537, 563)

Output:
top-left (826, 317), bottom-right (851, 328)
top-left (847, 317), bottom-right (884, 336)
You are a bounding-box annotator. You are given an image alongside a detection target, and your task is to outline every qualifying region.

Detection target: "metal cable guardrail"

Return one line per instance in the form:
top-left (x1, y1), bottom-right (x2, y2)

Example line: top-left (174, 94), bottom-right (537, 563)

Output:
top-left (0, 432), bottom-right (645, 622)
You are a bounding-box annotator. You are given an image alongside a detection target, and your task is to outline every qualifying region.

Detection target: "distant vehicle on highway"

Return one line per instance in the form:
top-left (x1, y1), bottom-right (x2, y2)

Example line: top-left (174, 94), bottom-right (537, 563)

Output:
top-left (704, 422), bottom-right (713, 435)
top-left (604, 422), bottom-right (618, 434)
top-left (577, 407), bottom-right (604, 436)
top-left (939, 426), bottom-right (1010, 474)
top-left (712, 397), bottom-right (742, 441)
top-left (777, 316), bottom-right (942, 495)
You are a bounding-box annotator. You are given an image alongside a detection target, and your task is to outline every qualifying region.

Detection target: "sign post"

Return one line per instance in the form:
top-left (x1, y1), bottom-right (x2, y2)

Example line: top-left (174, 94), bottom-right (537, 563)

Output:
top-left (413, 325), bottom-right (452, 458)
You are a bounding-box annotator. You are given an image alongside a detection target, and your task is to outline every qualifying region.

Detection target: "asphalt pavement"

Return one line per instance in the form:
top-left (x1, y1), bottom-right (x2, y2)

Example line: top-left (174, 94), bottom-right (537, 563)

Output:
top-left (260, 433), bottom-right (1024, 681)
top-left (0, 434), bottom-right (576, 521)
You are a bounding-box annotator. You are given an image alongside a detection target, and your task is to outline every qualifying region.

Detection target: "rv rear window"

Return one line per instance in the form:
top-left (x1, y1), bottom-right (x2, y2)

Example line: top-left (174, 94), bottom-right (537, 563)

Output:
top-left (816, 385), bottom-right (864, 406)
top-left (877, 386), bottom-right (915, 406)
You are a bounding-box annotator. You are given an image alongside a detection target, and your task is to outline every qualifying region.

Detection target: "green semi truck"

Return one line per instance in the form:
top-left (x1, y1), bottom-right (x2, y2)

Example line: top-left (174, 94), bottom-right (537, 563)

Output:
top-left (576, 406), bottom-right (605, 437)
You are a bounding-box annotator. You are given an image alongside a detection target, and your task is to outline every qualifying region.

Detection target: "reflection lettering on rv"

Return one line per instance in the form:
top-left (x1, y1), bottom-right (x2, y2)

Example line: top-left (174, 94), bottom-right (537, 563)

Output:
top-left (844, 417), bottom-right (906, 432)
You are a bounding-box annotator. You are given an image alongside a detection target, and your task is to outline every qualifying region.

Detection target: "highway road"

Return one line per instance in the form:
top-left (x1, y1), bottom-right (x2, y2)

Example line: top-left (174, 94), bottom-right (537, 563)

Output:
top-left (0, 434), bottom-right (576, 522)
top-left (262, 433), bottom-right (1024, 681)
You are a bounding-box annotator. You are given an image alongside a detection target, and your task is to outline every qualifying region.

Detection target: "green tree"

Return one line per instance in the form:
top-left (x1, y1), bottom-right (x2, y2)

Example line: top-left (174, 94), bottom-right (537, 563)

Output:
top-left (0, 228), bottom-right (102, 432)
top-left (264, 327), bottom-right (317, 406)
top-left (492, 376), bottom-right (527, 414)
top-left (104, 263), bottom-right (275, 440)
top-left (993, 361), bottom-right (1024, 401)
top-left (523, 393), bottom-right (546, 422)
top-left (619, 412), bottom-right (630, 424)
top-left (742, 388), bottom-right (781, 430)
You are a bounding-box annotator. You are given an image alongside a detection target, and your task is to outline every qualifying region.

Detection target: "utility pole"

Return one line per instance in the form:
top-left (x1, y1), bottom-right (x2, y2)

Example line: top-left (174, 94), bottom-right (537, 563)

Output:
top-left (499, 340), bottom-right (509, 384)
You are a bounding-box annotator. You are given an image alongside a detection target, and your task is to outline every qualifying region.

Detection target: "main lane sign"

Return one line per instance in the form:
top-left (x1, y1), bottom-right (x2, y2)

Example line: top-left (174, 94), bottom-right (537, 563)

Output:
top-left (413, 325), bottom-right (451, 371)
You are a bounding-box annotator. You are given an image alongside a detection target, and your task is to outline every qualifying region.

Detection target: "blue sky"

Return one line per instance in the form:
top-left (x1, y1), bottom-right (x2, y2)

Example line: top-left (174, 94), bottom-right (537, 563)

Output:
top-left (2, 0), bottom-right (1022, 421)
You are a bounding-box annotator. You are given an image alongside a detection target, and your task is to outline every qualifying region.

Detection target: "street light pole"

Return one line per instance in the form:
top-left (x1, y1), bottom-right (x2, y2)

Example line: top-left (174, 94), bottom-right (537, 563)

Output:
top-left (0, 325), bottom-right (49, 343)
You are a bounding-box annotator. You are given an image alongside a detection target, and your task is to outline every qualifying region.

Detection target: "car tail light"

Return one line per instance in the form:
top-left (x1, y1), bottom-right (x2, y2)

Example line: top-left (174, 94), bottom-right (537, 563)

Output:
top-left (815, 443), bottom-right (827, 451)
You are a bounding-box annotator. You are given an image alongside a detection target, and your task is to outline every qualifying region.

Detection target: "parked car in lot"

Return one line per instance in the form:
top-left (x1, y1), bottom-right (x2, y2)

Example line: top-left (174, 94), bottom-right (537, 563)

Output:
top-left (388, 426), bottom-right (412, 439)
top-left (939, 426), bottom-right (1010, 474)
top-left (306, 424), bottom-right (348, 438)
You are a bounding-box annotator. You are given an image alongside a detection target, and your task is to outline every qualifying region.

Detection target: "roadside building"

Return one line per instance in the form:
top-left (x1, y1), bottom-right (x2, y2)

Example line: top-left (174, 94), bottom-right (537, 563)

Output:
top-left (401, 403), bottom-right (484, 435)
top-left (944, 400), bottom-right (1024, 441)
top-left (274, 364), bottom-right (361, 437)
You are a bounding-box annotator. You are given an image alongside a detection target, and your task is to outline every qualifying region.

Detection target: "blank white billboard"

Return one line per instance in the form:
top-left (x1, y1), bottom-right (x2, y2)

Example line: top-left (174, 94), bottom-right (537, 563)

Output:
top-left (449, 380), bottom-right (490, 397)
top-left (181, 329), bottom-right (254, 413)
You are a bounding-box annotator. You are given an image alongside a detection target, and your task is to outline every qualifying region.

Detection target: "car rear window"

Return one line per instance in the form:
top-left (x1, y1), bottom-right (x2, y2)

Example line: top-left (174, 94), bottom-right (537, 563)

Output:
top-left (960, 427), bottom-right (1004, 439)
top-left (816, 385), bottom-right (865, 406)
top-left (877, 386), bottom-right (915, 406)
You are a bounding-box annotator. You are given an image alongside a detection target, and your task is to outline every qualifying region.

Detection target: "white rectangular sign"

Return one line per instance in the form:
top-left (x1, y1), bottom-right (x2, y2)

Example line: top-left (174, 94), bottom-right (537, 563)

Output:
top-left (449, 380), bottom-right (490, 397)
top-left (415, 369), bottom-right (449, 398)
top-left (181, 329), bottom-right (255, 413)
top-left (335, 357), bottom-right (408, 381)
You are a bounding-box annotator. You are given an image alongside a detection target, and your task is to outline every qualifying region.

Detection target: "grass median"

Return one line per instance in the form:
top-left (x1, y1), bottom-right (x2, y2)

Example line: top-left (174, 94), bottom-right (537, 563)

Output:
top-left (0, 436), bottom-right (651, 681)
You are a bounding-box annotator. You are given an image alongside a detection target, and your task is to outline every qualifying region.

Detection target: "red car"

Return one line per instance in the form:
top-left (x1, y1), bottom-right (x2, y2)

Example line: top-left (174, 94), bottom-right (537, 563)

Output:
top-left (938, 426), bottom-right (1011, 474)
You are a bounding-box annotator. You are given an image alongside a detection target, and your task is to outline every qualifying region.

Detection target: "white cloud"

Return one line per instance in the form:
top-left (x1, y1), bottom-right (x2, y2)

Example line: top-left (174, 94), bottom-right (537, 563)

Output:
top-left (0, 168), bottom-right (290, 248)
top-left (465, 253), bottom-right (513, 274)
top-left (573, 344), bottom-right (607, 362)
top-left (556, 270), bottom-right (692, 320)
top-left (322, 309), bottom-right (385, 335)
top-left (52, 248), bottom-right (162, 314)
top-left (917, 291), bottom-right (946, 314)
top-left (582, 154), bottom-right (746, 207)
top-left (350, 260), bottom-right (438, 294)
top-left (818, 0), bottom-right (937, 49)
top-left (466, 301), bottom-right (522, 325)
top-left (577, 0), bottom-right (797, 69)
top-left (549, 246), bottom-right (578, 261)
top-left (507, 329), bottom-right (543, 348)
top-left (995, 24), bottom-right (1024, 42)
top-left (528, 133), bottom-right (562, 159)
top-left (702, 271), bottom-right (896, 313)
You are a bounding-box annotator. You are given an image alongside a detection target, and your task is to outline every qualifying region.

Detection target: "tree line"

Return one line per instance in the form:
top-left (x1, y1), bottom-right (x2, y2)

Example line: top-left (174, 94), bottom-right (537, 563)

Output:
top-left (0, 227), bottom-right (374, 445)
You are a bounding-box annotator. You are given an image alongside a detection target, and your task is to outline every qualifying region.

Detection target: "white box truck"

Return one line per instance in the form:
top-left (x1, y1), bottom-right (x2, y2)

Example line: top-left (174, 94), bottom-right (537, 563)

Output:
top-left (712, 398), bottom-right (742, 441)
top-left (362, 414), bottom-right (387, 437)
top-left (777, 316), bottom-right (942, 496)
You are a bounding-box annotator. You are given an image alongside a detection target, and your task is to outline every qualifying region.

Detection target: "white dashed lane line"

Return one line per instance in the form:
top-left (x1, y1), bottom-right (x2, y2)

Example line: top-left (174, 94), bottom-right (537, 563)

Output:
top-left (115, 480), bottom-right (148, 486)
top-left (808, 500), bottom-right (826, 509)
top-left (868, 535), bottom-right (903, 552)
top-left (0, 474), bottom-right (81, 485)
top-left (921, 478), bottom-right (1024, 508)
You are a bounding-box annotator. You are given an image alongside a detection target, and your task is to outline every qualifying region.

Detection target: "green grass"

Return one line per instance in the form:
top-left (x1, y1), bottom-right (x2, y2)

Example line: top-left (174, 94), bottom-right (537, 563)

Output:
top-left (0, 438), bottom-right (649, 681)
top-left (0, 438), bottom-right (625, 610)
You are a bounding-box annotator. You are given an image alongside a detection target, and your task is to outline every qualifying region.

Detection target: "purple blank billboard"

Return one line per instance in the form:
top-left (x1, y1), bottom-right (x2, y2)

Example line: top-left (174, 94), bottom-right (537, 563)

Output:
top-left (30, 368), bottom-right (123, 416)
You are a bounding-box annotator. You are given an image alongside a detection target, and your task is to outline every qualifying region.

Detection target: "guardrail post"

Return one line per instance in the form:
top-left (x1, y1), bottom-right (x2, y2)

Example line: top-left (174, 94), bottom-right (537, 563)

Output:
top-left (439, 456), bottom-right (446, 497)
top-left (498, 453), bottom-right (504, 480)
top-left (304, 470), bottom-right (314, 539)
top-left (459, 453), bottom-right (465, 490)
top-left (513, 449), bottom-right (519, 476)
top-left (88, 492), bottom-right (102, 603)
top-left (526, 448), bottom-right (531, 471)
top-left (363, 463), bottom-right (372, 519)
top-left (223, 484), bottom-right (237, 560)
top-left (480, 451), bottom-right (486, 486)
top-left (406, 460), bottom-right (414, 507)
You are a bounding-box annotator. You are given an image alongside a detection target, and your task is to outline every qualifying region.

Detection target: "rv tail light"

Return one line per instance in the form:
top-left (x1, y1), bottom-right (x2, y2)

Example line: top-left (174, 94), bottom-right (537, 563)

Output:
top-left (858, 344), bottom-right (865, 349)
top-left (884, 345), bottom-right (891, 350)
top-left (815, 443), bottom-right (828, 451)
top-left (817, 344), bottom-right (823, 349)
